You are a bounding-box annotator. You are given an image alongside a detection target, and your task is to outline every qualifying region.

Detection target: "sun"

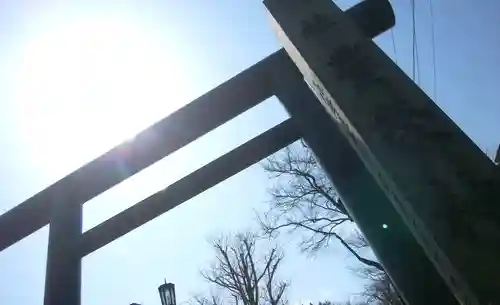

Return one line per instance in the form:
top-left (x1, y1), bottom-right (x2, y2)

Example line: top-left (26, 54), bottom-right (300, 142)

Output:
top-left (11, 13), bottom-right (190, 172)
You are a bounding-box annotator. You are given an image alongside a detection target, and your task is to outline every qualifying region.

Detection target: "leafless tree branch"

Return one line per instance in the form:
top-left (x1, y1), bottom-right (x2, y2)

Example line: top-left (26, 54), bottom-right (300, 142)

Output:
top-left (197, 234), bottom-right (288, 305)
top-left (260, 142), bottom-right (381, 272)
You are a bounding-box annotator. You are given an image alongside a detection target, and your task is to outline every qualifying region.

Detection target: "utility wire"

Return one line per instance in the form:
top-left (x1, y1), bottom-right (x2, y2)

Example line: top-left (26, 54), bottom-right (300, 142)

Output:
top-left (388, 0), bottom-right (398, 64)
top-left (411, 0), bottom-right (420, 84)
top-left (390, 28), bottom-right (398, 64)
top-left (429, 0), bottom-right (438, 100)
top-left (411, 0), bottom-right (416, 81)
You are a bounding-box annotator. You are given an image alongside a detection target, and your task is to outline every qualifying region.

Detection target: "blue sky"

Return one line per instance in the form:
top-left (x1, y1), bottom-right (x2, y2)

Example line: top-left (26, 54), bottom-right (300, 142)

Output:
top-left (0, 0), bottom-right (499, 305)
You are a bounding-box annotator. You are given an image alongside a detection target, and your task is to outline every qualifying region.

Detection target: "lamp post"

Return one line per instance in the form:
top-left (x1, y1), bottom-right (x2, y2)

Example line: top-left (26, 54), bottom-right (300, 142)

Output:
top-left (129, 280), bottom-right (176, 305)
top-left (158, 281), bottom-right (176, 305)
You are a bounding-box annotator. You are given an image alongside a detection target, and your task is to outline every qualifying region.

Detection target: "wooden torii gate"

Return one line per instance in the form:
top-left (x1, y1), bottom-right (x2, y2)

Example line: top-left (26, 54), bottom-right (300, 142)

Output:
top-left (1, 0), bottom-right (498, 304)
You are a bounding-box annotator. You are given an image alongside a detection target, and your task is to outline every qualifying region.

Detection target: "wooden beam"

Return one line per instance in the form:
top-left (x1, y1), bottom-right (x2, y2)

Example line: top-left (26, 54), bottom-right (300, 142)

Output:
top-left (0, 49), bottom-right (287, 252)
top-left (80, 119), bottom-right (300, 256)
top-left (265, 0), bottom-right (500, 303)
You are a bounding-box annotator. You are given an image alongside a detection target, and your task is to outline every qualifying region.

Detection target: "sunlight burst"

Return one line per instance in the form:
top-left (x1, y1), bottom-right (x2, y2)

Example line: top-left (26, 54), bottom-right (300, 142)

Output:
top-left (11, 14), bottom-right (189, 170)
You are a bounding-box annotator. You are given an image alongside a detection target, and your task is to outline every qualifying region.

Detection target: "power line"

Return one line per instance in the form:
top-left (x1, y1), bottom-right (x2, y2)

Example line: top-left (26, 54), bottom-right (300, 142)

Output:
top-left (390, 28), bottom-right (398, 64)
top-left (411, 0), bottom-right (416, 81)
top-left (387, 0), bottom-right (398, 64)
top-left (429, 0), bottom-right (438, 100)
top-left (410, 0), bottom-right (421, 84)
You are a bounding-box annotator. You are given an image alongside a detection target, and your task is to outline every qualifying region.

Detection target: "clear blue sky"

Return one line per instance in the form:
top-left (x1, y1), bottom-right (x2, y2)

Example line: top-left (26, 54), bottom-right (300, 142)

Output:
top-left (0, 0), bottom-right (499, 305)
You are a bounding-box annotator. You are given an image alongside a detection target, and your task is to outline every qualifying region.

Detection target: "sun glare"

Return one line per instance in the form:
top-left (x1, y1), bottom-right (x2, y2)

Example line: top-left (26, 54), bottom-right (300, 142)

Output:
top-left (11, 14), bottom-right (189, 171)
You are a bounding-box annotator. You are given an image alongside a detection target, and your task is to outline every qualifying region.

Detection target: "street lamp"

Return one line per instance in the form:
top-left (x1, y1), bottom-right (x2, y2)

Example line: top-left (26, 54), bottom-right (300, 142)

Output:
top-left (158, 280), bottom-right (176, 305)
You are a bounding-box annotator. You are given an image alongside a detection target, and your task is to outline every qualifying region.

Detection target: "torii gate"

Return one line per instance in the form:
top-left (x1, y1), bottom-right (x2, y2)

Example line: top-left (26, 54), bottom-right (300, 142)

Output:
top-left (0, 1), bottom-right (498, 305)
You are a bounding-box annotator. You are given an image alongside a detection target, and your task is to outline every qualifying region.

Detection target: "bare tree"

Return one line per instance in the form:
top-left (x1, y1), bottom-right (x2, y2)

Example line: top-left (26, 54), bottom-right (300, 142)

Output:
top-left (317, 301), bottom-right (367, 305)
top-left (260, 140), bottom-right (382, 271)
top-left (260, 142), bottom-right (407, 304)
top-left (196, 233), bottom-right (289, 305)
top-left (314, 271), bottom-right (403, 305)
top-left (353, 266), bottom-right (403, 305)
top-left (193, 294), bottom-right (225, 305)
